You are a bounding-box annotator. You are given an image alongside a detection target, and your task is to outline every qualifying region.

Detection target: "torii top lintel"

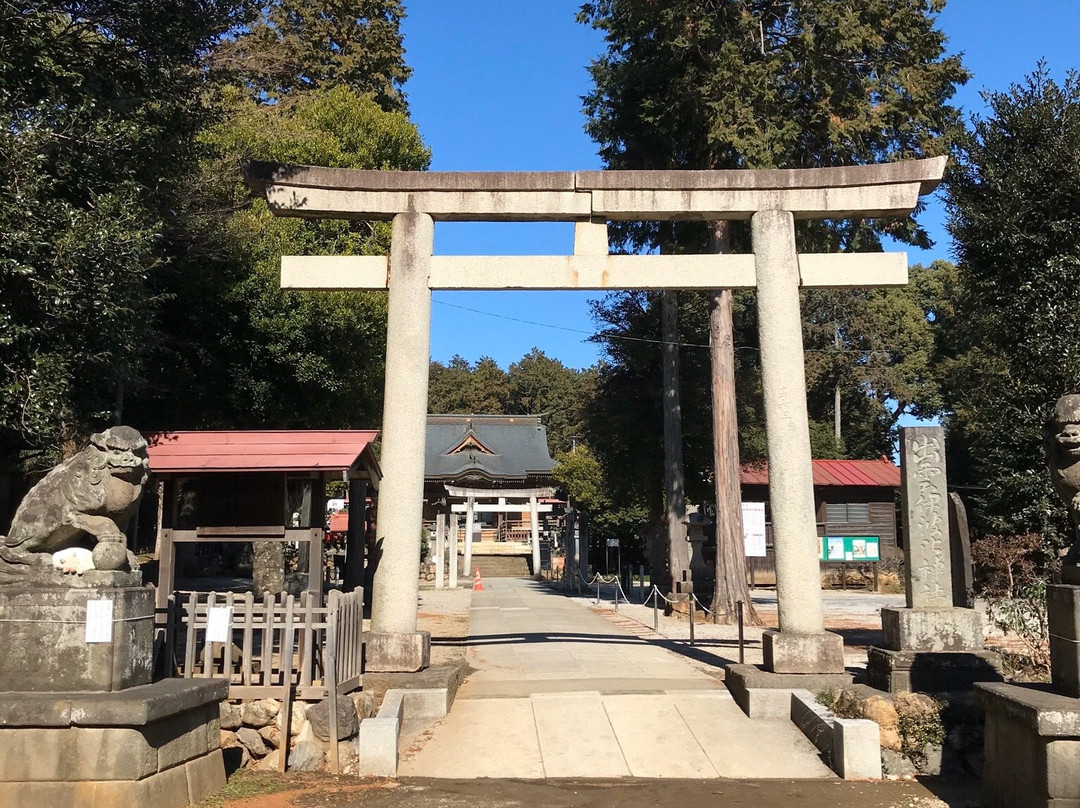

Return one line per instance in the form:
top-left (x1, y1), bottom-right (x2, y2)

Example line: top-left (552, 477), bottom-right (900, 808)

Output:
top-left (244, 157), bottom-right (945, 223)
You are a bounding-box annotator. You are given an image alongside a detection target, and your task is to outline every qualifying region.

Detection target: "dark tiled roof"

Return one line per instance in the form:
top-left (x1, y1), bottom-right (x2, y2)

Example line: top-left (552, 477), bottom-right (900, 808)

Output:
top-left (425, 415), bottom-right (556, 482)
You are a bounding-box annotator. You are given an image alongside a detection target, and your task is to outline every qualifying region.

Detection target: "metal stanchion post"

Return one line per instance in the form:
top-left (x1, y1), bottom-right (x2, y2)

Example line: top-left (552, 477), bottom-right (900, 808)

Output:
top-left (689, 596), bottom-right (695, 646)
top-left (596, 580), bottom-right (601, 606)
top-left (652, 589), bottom-right (659, 632)
top-left (737, 599), bottom-right (745, 665)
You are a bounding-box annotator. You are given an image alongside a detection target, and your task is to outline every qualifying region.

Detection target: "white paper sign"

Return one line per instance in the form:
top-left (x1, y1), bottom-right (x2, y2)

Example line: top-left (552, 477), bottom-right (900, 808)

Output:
top-left (206, 606), bottom-right (233, 644)
top-left (741, 502), bottom-right (768, 558)
top-left (85, 599), bottom-right (114, 643)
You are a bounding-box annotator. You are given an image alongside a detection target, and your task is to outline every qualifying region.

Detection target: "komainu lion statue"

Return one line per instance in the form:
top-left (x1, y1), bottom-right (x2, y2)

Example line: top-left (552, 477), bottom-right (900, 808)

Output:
top-left (0, 426), bottom-right (149, 586)
top-left (1047, 395), bottom-right (1080, 583)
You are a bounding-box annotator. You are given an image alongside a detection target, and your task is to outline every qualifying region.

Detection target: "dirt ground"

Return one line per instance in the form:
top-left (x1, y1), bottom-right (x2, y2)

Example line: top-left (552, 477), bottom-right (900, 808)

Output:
top-left (205, 772), bottom-right (981, 808)
top-left (414, 586), bottom-right (472, 666)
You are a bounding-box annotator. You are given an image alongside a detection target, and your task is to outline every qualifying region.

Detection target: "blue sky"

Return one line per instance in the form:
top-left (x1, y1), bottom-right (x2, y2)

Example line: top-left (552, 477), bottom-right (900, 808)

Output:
top-left (400, 1), bottom-right (1080, 371)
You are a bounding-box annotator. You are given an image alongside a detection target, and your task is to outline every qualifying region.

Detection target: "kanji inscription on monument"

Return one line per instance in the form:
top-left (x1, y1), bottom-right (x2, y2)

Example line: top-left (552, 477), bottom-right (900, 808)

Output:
top-left (901, 426), bottom-right (953, 609)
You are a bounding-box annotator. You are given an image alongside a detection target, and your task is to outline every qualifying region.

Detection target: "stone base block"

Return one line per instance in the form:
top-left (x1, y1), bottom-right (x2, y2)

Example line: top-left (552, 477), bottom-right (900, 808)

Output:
top-left (0, 678), bottom-right (227, 807)
top-left (365, 631), bottom-right (431, 672)
top-left (724, 663), bottom-right (853, 718)
top-left (762, 629), bottom-right (846, 674)
top-left (0, 585), bottom-right (154, 692)
top-left (867, 646), bottom-right (1003, 693)
top-left (881, 606), bottom-right (983, 652)
top-left (977, 682), bottom-right (1080, 808)
top-left (1048, 585), bottom-right (1080, 698)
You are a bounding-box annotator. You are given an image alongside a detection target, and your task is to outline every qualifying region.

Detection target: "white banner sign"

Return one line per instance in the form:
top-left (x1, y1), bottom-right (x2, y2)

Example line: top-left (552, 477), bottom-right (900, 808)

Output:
top-left (85, 599), bottom-right (114, 643)
top-left (741, 502), bottom-right (767, 558)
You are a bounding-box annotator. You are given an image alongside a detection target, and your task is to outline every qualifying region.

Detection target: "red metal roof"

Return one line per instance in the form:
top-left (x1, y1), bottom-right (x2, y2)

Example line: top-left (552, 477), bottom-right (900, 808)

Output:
top-left (740, 458), bottom-right (900, 487)
top-left (145, 430), bottom-right (379, 476)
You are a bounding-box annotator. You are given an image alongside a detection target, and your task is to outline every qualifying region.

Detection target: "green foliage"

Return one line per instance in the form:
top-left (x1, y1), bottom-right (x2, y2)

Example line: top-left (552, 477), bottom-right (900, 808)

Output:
top-left (209, 0), bottom-right (411, 111)
top-left (944, 67), bottom-right (1080, 542)
top-left (0, 0), bottom-right (252, 453)
top-left (130, 84), bottom-right (430, 429)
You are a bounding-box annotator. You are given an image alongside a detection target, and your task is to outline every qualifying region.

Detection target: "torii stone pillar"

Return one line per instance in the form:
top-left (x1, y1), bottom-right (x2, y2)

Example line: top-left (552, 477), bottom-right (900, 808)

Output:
top-left (529, 494), bottom-right (541, 576)
top-left (366, 211), bottom-right (433, 671)
top-left (753, 209), bottom-right (843, 672)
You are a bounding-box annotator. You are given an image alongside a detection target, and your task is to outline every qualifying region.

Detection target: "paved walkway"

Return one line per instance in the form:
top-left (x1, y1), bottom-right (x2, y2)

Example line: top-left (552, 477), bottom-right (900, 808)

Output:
top-left (399, 578), bottom-right (832, 779)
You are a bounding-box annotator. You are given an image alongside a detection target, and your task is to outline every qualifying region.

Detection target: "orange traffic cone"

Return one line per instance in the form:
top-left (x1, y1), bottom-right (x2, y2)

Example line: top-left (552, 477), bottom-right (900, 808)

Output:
top-left (473, 568), bottom-right (484, 591)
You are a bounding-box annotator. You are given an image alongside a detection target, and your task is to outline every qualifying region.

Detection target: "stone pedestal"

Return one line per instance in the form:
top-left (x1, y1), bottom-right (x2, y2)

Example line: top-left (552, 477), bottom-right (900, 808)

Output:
top-left (881, 606), bottom-right (984, 652)
top-left (724, 663), bottom-right (853, 719)
top-left (977, 682), bottom-right (1080, 808)
top-left (0, 679), bottom-right (228, 808)
top-left (868, 647), bottom-right (1002, 693)
top-left (0, 586), bottom-right (154, 692)
top-left (0, 583), bottom-right (226, 806)
top-left (1048, 584), bottom-right (1080, 698)
top-left (763, 630), bottom-right (846, 674)
top-left (365, 631), bottom-right (431, 673)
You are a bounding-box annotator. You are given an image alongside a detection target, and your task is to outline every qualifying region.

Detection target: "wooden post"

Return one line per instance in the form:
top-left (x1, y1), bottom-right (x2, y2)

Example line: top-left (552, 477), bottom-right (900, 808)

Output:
top-left (344, 479), bottom-right (367, 592)
top-left (448, 512), bottom-right (459, 589)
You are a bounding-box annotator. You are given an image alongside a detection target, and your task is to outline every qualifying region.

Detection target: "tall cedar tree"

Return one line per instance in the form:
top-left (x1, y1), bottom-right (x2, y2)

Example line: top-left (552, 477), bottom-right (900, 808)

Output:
top-left (945, 67), bottom-right (1080, 548)
top-left (580, 0), bottom-right (968, 620)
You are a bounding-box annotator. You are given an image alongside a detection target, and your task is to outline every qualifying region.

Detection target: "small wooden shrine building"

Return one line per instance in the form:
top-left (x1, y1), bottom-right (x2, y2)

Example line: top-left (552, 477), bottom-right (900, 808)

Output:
top-left (423, 414), bottom-right (557, 576)
top-left (146, 430), bottom-right (380, 608)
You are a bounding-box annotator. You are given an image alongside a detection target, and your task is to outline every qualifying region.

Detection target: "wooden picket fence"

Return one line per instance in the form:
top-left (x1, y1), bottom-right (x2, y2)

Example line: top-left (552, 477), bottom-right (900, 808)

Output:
top-left (156, 588), bottom-right (364, 774)
top-left (157, 589), bottom-right (364, 701)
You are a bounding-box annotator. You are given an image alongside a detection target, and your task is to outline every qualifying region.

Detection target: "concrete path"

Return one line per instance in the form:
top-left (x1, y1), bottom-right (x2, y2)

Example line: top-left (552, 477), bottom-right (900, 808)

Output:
top-left (399, 578), bottom-right (832, 779)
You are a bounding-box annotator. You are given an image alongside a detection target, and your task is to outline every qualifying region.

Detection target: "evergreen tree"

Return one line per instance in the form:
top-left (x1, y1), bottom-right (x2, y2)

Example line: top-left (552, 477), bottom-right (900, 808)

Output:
top-left (579, 0), bottom-right (968, 618)
top-left (0, 0), bottom-right (252, 457)
top-left (945, 66), bottom-right (1080, 546)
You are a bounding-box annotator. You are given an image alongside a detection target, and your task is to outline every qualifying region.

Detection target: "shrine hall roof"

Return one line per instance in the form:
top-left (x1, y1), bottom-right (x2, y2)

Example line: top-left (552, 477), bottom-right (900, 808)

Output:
top-left (144, 430), bottom-right (381, 483)
top-left (425, 415), bottom-right (556, 482)
top-left (740, 458), bottom-right (900, 488)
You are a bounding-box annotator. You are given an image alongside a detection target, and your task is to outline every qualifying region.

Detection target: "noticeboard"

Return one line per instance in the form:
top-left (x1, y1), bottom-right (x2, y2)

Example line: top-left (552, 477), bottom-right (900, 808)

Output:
top-left (742, 502), bottom-right (768, 558)
top-left (820, 535), bottom-right (880, 563)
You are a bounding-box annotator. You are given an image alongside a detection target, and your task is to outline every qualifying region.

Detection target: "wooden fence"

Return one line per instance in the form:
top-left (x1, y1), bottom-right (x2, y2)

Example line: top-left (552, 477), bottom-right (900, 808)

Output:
top-left (157, 588), bottom-right (364, 774)
top-left (156, 588), bottom-right (363, 701)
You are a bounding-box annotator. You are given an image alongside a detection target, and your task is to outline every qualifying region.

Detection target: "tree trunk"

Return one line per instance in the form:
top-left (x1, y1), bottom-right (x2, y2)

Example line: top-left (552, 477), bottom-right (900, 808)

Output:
top-left (662, 290), bottom-right (690, 595)
top-left (708, 222), bottom-right (761, 625)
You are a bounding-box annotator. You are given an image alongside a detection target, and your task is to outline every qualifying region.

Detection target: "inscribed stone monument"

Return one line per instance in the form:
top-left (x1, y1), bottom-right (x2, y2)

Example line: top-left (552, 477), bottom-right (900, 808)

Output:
top-left (869, 426), bottom-right (1000, 691)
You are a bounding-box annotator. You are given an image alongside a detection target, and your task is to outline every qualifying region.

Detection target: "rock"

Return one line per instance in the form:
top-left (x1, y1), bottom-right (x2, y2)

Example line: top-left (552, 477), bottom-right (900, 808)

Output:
top-left (894, 691), bottom-right (938, 717)
top-left (220, 729), bottom-right (238, 749)
top-left (256, 749), bottom-right (281, 772)
top-left (350, 690), bottom-right (378, 720)
top-left (881, 748), bottom-right (917, 779)
top-left (286, 701), bottom-right (308, 735)
top-left (307, 695), bottom-right (359, 742)
top-left (241, 700), bottom-right (275, 729)
top-left (259, 698), bottom-right (281, 719)
top-left (259, 725), bottom-right (281, 749)
top-left (919, 742), bottom-right (943, 776)
top-left (336, 739), bottom-right (359, 771)
top-left (879, 727), bottom-right (902, 751)
top-left (240, 746), bottom-right (252, 769)
top-left (220, 702), bottom-right (242, 731)
top-left (861, 695), bottom-right (899, 728)
top-left (236, 727), bottom-right (268, 757)
top-left (288, 740), bottom-right (325, 772)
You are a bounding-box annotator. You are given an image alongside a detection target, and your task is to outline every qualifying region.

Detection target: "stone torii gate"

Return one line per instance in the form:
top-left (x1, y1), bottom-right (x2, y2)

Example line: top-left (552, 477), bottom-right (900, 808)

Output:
top-left (246, 158), bottom-right (946, 674)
